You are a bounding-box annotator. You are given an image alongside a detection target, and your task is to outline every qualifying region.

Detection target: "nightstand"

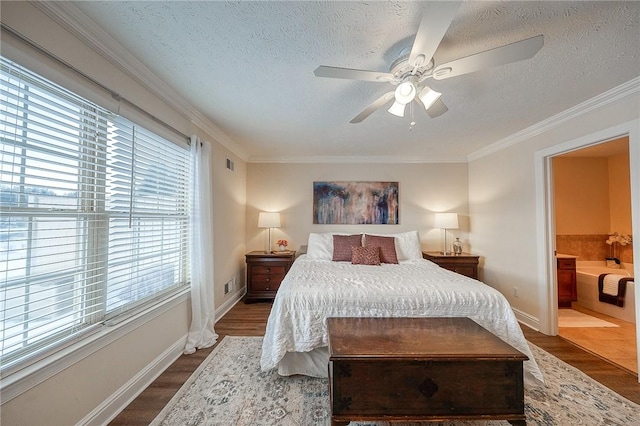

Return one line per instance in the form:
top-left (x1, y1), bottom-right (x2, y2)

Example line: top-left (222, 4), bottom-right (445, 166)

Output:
top-left (422, 251), bottom-right (480, 280)
top-left (244, 251), bottom-right (296, 303)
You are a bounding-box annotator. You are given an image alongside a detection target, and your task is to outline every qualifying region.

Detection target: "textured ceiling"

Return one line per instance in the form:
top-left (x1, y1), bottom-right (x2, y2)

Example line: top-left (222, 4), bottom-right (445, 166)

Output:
top-left (65, 1), bottom-right (639, 162)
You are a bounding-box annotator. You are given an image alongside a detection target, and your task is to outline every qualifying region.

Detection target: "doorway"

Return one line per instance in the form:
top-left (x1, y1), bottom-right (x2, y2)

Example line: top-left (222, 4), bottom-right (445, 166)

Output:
top-left (552, 137), bottom-right (636, 373)
top-left (534, 120), bottom-right (639, 380)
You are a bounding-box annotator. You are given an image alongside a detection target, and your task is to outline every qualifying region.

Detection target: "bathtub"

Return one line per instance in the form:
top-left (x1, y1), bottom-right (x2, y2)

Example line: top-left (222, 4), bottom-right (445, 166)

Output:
top-left (574, 261), bottom-right (635, 324)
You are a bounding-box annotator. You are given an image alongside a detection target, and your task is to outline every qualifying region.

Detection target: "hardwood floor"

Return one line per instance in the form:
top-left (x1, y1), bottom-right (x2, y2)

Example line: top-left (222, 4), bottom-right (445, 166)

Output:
top-left (109, 301), bottom-right (640, 425)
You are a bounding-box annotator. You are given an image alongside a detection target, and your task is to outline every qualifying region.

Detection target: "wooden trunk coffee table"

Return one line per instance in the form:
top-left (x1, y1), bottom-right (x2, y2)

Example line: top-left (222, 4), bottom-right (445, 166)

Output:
top-left (327, 317), bottom-right (528, 426)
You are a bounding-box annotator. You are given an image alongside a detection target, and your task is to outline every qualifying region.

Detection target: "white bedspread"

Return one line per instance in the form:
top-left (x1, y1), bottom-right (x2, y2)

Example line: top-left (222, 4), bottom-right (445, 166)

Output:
top-left (260, 255), bottom-right (544, 386)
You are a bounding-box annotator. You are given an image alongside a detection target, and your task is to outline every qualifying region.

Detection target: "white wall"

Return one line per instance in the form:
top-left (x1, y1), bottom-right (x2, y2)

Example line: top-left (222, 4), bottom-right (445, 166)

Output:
top-left (0, 2), bottom-right (247, 424)
top-left (468, 89), bottom-right (640, 331)
top-left (246, 162), bottom-right (470, 257)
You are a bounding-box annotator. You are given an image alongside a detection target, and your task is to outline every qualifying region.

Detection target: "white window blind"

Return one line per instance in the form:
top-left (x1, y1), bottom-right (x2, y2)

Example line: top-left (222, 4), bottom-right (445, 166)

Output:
top-left (0, 56), bottom-right (190, 372)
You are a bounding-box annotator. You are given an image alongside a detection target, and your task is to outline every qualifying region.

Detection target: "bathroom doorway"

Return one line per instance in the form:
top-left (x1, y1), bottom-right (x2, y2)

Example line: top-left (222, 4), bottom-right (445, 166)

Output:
top-left (552, 136), bottom-right (637, 373)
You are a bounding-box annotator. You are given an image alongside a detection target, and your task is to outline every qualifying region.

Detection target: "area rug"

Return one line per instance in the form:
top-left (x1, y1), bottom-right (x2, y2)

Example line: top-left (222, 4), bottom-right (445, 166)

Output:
top-left (150, 336), bottom-right (639, 426)
top-left (558, 309), bottom-right (619, 328)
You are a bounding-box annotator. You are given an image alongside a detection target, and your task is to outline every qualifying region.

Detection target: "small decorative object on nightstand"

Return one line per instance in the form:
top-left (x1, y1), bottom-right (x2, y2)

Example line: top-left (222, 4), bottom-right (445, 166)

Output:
top-left (452, 238), bottom-right (463, 255)
top-left (245, 251), bottom-right (295, 303)
top-left (423, 251), bottom-right (479, 280)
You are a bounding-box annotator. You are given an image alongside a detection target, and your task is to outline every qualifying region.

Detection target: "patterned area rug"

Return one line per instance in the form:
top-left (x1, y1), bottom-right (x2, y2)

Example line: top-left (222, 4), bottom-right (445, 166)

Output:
top-left (150, 336), bottom-right (640, 426)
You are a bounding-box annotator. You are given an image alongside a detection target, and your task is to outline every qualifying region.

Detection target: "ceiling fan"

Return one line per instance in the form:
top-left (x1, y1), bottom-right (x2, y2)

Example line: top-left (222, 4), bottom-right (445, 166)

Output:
top-left (314, 2), bottom-right (543, 124)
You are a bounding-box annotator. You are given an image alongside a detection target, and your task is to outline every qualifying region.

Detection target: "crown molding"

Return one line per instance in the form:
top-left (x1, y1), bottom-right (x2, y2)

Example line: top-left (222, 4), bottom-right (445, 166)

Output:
top-left (467, 76), bottom-right (640, 162)
top-left (247, 155), bottom-right (467, 164)
top-left (32, 1), bottom-right (248, 161)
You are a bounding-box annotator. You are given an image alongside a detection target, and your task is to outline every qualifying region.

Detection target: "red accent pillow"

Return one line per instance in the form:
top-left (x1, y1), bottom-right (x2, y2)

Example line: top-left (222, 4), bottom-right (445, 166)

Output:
top-left (332, 234), bottom-right (362, 261)
top-left (364, 234), bottom-right (398, 264)
top-left (351, 246), bottom-right (381, 265)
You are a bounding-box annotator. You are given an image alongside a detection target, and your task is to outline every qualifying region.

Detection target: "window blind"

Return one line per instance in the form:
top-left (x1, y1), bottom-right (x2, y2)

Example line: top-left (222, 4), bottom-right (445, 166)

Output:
top-left (0, 56), bottom-right (190, 372)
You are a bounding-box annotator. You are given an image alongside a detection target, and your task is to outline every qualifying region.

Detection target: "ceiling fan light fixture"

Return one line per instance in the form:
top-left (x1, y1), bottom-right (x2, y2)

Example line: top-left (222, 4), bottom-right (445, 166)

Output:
top-left (394, 81), bottom-right (417, 104)
top-left (387, 100), bottom-right (406, 117)
top-left (418, 86), bottom-right (442, 110)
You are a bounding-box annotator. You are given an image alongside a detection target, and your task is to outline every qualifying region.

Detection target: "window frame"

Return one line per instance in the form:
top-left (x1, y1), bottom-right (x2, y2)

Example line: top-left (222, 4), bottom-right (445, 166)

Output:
top-left (0, 56), bottom-right (192, 384)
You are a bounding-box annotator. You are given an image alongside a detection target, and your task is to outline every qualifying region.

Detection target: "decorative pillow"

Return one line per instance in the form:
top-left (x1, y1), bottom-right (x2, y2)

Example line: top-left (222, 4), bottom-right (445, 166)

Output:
top-left (364, 234), bottom-right (398, 264)
top-left (366, 230), bottom-right (422, 261)
top-left (351, 246), bottom-right (380, 265)
top-left (332, 234), bottom-right (363, 261)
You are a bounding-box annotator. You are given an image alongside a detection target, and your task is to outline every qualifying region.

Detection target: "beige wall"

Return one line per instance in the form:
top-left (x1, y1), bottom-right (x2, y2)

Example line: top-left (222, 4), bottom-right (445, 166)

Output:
top-left (552, 142), bottom-right (633, 262)
top-left (1, 2), bottom-right (247, 424)
top-left (468, 92), bottom-right (640, 326)
top-left (609, 150), bottom-right (633, 235)
top-left (246, 162), bottom-right (470, 256)
top-left (553, 157), bottom-right (610, 234)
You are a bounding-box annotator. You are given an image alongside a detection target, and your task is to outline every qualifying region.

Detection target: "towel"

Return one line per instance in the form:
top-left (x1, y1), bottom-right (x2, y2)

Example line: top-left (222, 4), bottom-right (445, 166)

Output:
top-left (598, 274), bottom-right (632, 307)
top-left (603, 274), bottom-right (626, 296)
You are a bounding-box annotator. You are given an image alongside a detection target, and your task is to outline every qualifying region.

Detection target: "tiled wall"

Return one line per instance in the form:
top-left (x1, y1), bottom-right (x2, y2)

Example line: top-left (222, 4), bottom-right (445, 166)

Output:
top-left (556, 234), bottom-right (633, 263)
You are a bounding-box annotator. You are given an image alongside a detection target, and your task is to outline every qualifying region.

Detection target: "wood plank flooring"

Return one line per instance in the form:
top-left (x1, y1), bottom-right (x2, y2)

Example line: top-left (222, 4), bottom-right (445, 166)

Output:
top-left (109, 301), bottom-right (640, 425)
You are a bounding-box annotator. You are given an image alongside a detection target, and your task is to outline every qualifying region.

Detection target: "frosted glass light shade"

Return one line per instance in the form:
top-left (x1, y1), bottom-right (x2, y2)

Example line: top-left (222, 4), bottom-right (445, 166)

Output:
top-left (434, 212), bottom-right (459, 229)
top-left (388, 101), bottom-right (406, 117)
top-left (394, 81), bottom-right (417, 104)
top-left (258, 211), bottom-right (281, 228)
top-left (418, 86), bottom-right (442, 110)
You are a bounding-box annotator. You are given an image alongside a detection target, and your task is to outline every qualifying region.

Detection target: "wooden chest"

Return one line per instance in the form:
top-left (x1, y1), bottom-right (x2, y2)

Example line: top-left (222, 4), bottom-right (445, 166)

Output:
top-left (327, 317), bottom-right (527, 426)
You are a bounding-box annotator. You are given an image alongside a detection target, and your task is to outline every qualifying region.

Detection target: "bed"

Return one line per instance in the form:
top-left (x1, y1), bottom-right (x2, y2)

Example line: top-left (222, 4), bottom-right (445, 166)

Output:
top-left (260, 231), bottom-right (545, 387)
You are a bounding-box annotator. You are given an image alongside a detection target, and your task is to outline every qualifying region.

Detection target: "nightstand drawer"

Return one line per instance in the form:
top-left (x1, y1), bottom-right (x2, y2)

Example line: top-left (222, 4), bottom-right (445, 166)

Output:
top-left (422, 251), bottom-right (480, 280)
top-left (252, 265), bottom-right (286, 275)
top-left (251, 280), bottom-right (282, 292)
top-left (251, 273), bottom-right (285, 284)
top-left (444, 266), bottom-right (476, 279)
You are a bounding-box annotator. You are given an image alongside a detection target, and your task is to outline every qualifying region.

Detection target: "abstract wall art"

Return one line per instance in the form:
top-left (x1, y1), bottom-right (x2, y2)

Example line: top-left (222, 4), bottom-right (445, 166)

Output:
top-left (313, 181), bottom-right (399, 224)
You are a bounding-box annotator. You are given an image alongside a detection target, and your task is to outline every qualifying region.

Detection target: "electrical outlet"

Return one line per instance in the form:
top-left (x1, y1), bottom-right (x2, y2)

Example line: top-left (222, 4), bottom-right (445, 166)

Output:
top-left (513, 287), bottom-right (519, 298)
top-left (224, 278), bottom-right (235, 295)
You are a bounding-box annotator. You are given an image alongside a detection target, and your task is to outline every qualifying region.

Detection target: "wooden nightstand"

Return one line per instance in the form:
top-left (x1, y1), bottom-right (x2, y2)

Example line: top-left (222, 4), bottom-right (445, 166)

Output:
top-left (244, 251), bottom-right (296, 303)
top-left (422, 251), bottom-right (480, 280)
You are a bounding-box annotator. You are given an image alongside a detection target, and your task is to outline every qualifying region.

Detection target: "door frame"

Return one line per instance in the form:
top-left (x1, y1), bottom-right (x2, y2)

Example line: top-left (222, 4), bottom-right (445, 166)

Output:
top-left (534, 119), bottom-right (640, 379)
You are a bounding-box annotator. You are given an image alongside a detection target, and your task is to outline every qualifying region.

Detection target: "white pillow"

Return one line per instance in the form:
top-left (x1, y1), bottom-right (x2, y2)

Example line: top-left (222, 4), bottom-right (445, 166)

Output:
top-left (306, 233), bottom-right (334, 260)
top-left (367, 230), bottom-right (422, 261)
top-left (394, 230), bottom-right (423, 260)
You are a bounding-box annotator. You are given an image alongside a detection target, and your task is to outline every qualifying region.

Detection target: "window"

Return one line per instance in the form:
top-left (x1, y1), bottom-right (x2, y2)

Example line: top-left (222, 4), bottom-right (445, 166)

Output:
top-left (0, 56), bottom-right (191, 373)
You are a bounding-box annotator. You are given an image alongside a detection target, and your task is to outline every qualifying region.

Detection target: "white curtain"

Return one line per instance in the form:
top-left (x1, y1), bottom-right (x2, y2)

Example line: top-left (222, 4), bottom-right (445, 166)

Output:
top-left (184, 136), bottom-right (218, 354)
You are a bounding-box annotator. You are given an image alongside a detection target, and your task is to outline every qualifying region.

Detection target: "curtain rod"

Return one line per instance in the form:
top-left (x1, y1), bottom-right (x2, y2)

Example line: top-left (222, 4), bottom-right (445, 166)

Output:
top-left (1, 23), bottom-right (190, 142)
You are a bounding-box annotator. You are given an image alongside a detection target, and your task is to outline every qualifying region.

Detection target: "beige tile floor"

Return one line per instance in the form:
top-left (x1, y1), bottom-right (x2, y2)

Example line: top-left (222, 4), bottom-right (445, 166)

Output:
top-left (558, 305), bottom-right (637, 374)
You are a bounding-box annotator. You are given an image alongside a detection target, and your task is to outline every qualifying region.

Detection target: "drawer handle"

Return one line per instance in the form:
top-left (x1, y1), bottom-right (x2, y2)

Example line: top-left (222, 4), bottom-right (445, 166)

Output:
top-left (266, 286), bottom-right (270, 291)
top-left (266, 267), bottom-right (271, 272)
top-left (266, 277), bottom-right (270, 282)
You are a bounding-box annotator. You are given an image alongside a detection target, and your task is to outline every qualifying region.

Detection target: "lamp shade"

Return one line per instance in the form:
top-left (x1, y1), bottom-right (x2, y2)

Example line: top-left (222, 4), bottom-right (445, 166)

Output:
top-left (258, 211), bottom-right (281, 228)
top-left (434, 212), bottom-right (459, 229)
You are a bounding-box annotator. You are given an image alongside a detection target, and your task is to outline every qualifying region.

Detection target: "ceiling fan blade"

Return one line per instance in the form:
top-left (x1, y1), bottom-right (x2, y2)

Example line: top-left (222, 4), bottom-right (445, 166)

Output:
top-left (314, 66), bottom-right (394, 82)
top-left (416, 97), bottom-right (448, 118)
top-left (432, 35), bottom-right (544, 80)
top-left (350, 91), bottom-right (395, 123)
top-left (409, 1), bottom-right (462, 68)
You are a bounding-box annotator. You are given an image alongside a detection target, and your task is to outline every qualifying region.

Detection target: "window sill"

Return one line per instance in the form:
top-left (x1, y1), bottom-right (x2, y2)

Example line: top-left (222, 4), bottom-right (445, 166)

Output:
top-left (1, 287), bottom-right (190, 403)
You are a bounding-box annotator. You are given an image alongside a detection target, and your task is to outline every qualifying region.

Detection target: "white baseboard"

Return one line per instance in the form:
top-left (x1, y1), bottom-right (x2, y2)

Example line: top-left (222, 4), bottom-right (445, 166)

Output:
top-left (513, 307), bottom-right (541, 332)
top-left (81, 291), bottom-right (246, 425)
top-left (215, 288), bottom-right (246, 322)
top-left (78, 335), bottom-right (186, 426)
